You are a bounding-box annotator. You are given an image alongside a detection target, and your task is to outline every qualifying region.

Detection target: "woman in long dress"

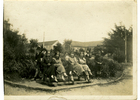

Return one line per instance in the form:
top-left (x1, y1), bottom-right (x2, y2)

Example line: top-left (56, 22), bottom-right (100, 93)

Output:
top-left (78, 52), bottom-right (93, 82)
top-left (53, 51), bottom-right (67, 82)
top-left (42, 50), bottom-right (58, 83)
top-left (67, 52), bottom-right (85, 83)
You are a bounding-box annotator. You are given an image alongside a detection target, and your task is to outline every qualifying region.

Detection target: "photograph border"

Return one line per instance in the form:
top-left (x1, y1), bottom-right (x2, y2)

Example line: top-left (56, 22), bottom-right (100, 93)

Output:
top-left (2, 0), bottom-right (137, 100)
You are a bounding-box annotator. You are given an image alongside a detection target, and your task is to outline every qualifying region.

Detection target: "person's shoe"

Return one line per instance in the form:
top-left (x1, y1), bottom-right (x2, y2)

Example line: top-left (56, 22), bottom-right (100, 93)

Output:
top-left (51, 75), bottom-right (54, 79)
top-left (69, 71), bottom-right (72, 75)
top-left (64, 73), bottom-right (68, 77)
top-left (62, 75), bottom-right (66, 81)
top-left (54, 76), bottom-right (58, 83)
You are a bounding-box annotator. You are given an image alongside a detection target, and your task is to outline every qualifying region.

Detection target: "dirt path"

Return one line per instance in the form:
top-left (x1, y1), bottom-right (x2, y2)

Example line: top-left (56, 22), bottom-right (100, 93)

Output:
top-left (4, 65), bottom-right (133, 95)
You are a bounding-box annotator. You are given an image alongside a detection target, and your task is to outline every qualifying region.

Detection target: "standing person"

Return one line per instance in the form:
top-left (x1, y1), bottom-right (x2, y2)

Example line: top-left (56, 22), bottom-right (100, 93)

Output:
top-left (53, 51), bottom-right (67, 82)
top-left (31, 47), bottom-right (42, 81)
top-left (42, 50), bottom-right (58, 83)
top-left (78, 52), bottom-right (93, 82)
top-left (94, 51), bottom-right (103, 79)
top-left (68, 52), bottom-right (85, 83)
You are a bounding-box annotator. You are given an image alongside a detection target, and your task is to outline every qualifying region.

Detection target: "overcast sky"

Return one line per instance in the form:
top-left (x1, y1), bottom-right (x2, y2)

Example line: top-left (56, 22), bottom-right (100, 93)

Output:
top-left (4, 1), bottom-right (133, 43)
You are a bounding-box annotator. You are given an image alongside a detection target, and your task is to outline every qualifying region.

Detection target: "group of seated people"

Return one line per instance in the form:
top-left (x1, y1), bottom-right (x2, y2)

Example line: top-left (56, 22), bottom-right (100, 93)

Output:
top-left (31, 47), bottom-right (103, 85)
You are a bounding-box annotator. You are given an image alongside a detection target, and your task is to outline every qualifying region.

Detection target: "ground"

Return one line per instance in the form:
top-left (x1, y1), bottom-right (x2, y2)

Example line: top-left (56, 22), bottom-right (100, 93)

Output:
top-left (4, 64), bottom-right (133, 96)
top-left (4, 76), bottom-right (132, 95)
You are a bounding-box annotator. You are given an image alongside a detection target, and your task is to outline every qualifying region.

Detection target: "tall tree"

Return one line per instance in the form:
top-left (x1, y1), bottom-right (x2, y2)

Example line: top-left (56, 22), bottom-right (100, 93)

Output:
top-left (103, 24), bottom-right (132, 55)
top-left (103, 24), bottom-right (132, 62)
top-left (29, 39), bottom-right (38, 54)
top-left (63, 39), bottom-right (72, 53)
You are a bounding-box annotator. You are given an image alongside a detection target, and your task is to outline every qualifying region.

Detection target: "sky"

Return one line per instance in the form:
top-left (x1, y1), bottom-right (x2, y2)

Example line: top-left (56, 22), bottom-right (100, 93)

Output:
top-left (4, 1), bottom-right (134, 44)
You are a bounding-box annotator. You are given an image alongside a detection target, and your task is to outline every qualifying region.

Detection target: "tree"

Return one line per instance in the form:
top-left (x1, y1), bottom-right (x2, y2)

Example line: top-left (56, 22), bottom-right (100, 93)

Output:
top-left (29, 39), bottom-right (38, 48)
top-left (53, 43), bottom-right (63, 53)
top-left (29, 39), bottom-right (38, 54)
top-left (103, 23), bottom-right (132, 62)
top-left (4, 30), bottom-right (28, 61)
top-left (63, 39), bottom-right (72, 53)
top-left (3, 20), bottom-right (37, 79)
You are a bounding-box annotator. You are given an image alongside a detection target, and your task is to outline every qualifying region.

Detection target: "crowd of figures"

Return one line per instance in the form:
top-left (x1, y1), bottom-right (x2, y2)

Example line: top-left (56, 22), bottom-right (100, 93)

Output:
top-left (31, 47), bottom-right (104, 85)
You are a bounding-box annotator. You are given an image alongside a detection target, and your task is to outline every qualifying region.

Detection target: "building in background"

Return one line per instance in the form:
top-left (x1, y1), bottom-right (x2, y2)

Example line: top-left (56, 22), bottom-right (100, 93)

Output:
top-left (38, 40), bottom-right (59, 50)
top-left (71, 40), bottom-right (103, 51)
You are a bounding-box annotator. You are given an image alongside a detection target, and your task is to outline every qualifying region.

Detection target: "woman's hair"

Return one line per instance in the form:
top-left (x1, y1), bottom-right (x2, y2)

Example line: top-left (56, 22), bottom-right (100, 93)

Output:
top-left (54, 51), bottom-right (60, 57)
top-left (70, 51), bottom-right (75, 55)
top-left (41, 48), bottom-right (47, 53)
top-left (79, 51), bottom-right (85, 57)
top-left (80, 51), bottom-right (84, 55)
top-left (36, 47), bottom-right (41, 51)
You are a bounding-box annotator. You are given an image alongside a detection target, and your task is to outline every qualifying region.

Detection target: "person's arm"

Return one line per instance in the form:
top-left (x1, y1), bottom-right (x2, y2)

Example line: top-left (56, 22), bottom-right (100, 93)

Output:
top-left (59, 58), bottom-right (63, 64)
top-left (68, 58), bottom-right (74, 65)
top-left (74, 57), bottom-right (77, 63)
top-left (41, 57), bottom-right (47, 66)
top-left (52, 58), bottom-right (60, 66)
top-left (83, 58), bottom-right (86, 64)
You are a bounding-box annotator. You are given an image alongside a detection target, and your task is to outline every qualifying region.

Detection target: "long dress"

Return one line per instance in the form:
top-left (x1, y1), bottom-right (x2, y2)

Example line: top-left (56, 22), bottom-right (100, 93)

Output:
top-left (42, 56), bottom-right (56, 77)
top-left (78, 57), bottom-right (91, 76)
top-left (68, 57), bottom-right (84, 76)
top-left (53, 57), bottom-right (66, 75)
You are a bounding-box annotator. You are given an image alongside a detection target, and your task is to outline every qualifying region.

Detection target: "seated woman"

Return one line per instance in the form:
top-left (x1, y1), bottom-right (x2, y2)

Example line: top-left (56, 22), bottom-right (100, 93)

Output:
top-left (52, 51), bottom-right (67, 82)
top-left (78, 52), bottom-right (93, 82)
top-left (67, 52), bottom-right (85, 83)
top-left (42, 50), bottom-right (58, 84)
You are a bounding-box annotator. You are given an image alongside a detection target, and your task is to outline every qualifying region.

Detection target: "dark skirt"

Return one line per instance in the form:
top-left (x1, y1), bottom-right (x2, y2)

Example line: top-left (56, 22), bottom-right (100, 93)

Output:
top-left (43, 65), bottom-right (56, 77)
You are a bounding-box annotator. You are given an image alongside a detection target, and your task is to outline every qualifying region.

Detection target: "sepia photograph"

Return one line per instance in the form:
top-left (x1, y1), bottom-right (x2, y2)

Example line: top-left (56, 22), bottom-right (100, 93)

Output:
top-left (3, 0), bottom-right (137, 100)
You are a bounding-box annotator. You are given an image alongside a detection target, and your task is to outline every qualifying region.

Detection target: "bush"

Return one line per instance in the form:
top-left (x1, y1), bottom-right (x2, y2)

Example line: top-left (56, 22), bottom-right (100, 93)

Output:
top-left (112, 49), bottom-right (125, 63)
top-left (101, 58), bottom-right (123, 78)
top-left (3, 29), bottom-right (37, 80)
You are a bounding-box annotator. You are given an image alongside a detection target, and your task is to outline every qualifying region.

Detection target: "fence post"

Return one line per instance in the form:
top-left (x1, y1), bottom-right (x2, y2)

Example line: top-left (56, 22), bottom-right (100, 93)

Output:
top-left (125, 30), bottom-right (127, 63)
